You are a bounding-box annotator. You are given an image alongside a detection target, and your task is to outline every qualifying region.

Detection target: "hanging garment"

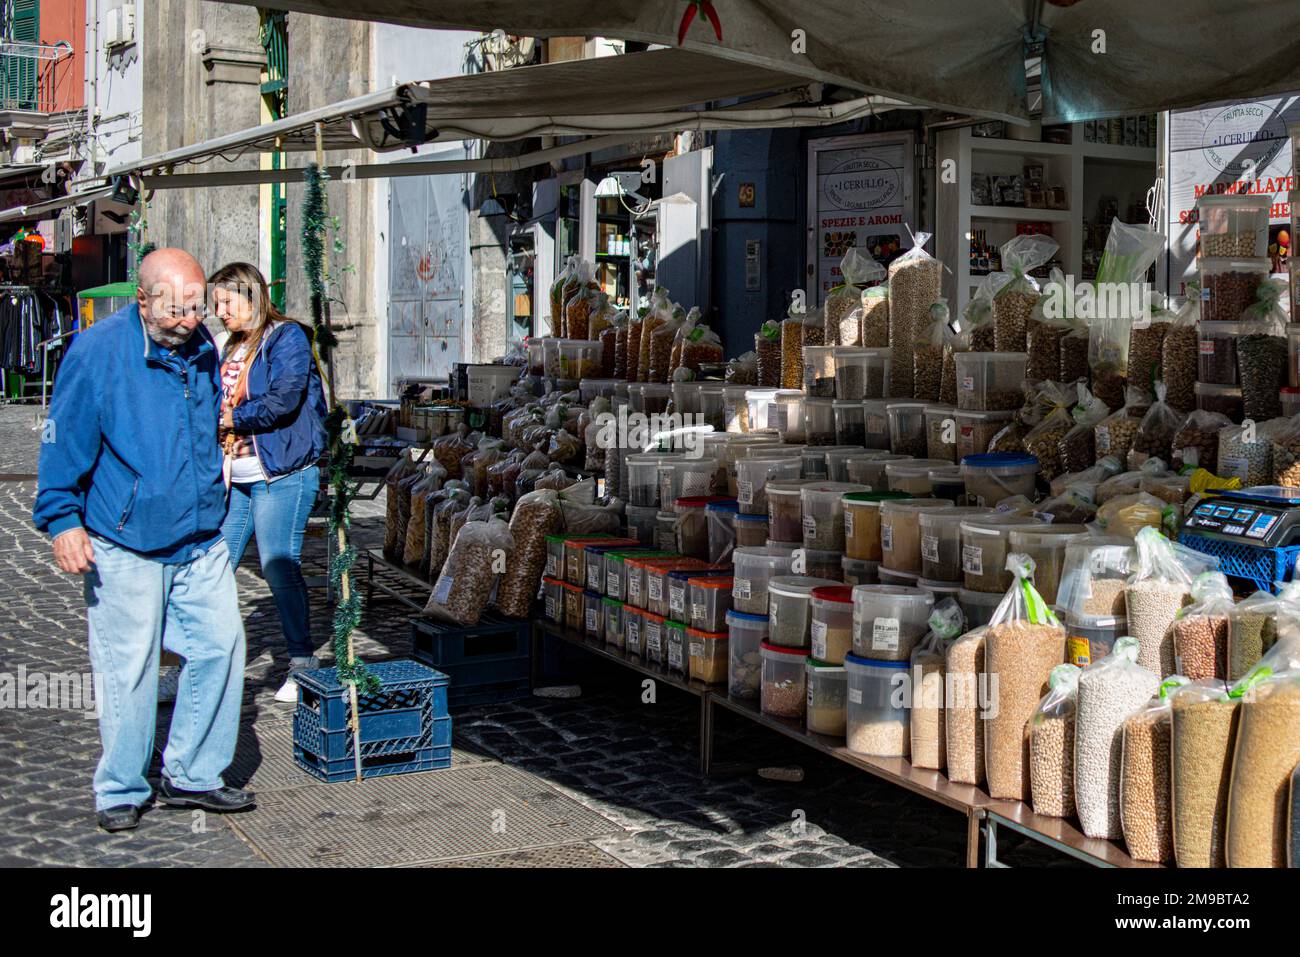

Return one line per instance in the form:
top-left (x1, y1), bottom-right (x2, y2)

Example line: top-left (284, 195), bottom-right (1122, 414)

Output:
top-left (0, 289), bottom-right (44, 374)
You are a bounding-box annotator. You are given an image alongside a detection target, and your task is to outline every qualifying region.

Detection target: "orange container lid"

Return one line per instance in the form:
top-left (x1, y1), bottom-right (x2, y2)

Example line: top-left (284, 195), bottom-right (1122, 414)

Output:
top-left (641, 610), bottom-right (667, 624)
top-left (688, 576), bottom-right (734, 589)
top-left (686, 626), bottom-right (728, 639)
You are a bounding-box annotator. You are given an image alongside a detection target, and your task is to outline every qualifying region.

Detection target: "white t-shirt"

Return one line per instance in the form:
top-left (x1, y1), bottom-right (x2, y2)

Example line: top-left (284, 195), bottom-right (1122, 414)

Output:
top-left (221, 342), bottom-right (267, 484)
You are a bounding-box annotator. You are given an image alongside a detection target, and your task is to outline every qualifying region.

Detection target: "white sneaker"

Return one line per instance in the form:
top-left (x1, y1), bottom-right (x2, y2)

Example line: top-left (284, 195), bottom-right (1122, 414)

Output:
top-left (157, 666), bottom-right (180, 703)
top-left (274, 656), bottom-right (321, 703)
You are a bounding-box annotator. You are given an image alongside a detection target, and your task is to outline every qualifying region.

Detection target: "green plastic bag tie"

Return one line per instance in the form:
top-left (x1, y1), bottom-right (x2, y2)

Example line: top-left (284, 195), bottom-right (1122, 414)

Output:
top-left (1228, 665), bottom-right (1274, 699)
top-left (1159, 676), bottom-right (1190, 700)
top-left (760, 320), bottom-right (781, 341)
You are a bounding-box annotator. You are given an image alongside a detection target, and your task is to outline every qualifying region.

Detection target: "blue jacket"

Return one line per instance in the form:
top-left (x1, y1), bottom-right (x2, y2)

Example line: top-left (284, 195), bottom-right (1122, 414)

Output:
top-left (33, 303), bottom-right (227, 559)
top-left (228, 320), bottom-right (328, 478)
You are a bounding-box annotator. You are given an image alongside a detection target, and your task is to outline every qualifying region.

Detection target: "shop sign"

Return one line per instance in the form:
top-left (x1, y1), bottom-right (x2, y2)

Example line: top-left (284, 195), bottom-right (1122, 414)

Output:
top-left (807, 132), bottom-right (915, 305)
top-left (1167, 95), bottom-right (1298, 293)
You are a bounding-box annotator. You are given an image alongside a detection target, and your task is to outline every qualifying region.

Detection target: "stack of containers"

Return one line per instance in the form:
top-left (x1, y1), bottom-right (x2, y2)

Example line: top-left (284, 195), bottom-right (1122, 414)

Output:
top-left (917, 506), bottom-right (992, 584)
top-left (878, 498), bottom-right (951, 584)
top-left (1195, 194), bottom-right (1272, 421)
top-left (768, 576), bottom-right (840, 648)
top-left (958, 514), bottom-right (1045, 625)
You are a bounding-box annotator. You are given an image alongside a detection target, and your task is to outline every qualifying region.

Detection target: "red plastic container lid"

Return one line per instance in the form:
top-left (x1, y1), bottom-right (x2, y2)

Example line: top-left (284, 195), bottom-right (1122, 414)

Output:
top-left (675, 495), bottom-right (731, 509)
top-left (761, 641), bottom-right (809, 657)
top-left (811, 585), bottom-right (854, 604)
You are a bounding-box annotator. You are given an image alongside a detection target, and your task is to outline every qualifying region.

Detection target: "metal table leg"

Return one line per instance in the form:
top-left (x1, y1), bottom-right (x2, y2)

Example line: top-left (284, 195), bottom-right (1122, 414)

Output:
top-left (699, 693), bottom-right (713, 775)
top-left (966, 811), bottom-right (983, 868)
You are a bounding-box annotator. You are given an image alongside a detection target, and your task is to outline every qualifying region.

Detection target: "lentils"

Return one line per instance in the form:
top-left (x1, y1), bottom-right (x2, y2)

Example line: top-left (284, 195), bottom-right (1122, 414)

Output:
top-left (1162, 324), bottom-right (1199, 412)
top-left (1171, 614), bottom-right (1228, 680)
top-left (1124, 580), bottom-right (1190, 676)
top-left (1120, 706), bottom-right (1175, 863)
top-left (1238, 333), bottom-right (1287, 420)
top-left (1170, 690), bottom-right (1238, 868)
top-left (1228, 608), bottom-right (1277, 680)
top-left (984, 622), bottom-right (1065, 801)
top-left (1074, 656), bottom-right (1159, 839)
top-left (993, 290), bottom-right (1037, 352)
top-left (1225, 680), bottom-right (1300, 868)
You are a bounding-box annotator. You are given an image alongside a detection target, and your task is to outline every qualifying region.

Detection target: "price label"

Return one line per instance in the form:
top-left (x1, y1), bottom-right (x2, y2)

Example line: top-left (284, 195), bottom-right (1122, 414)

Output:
top-left (691, 601), bottom-right (706, 623)
top-left (738, 480), bottom-right (754, 504)
top-left (872, 617), bottom-right (900, 652)
top-left (433, 575), bottom-right (453, 605)
top-left (608, 570), bottom-right (621, 595)
top-left (646, 626), bottom-right (662, 655)
top-left (811, 622), bottom-right (828, 660)
top-left (586, 608), bottom-right (598, 632)
top-left (802, 514), bottom-right (817, 539)
top-left (648, 577), bottom-right (663, 602)
top-left (545, 596), bottom-right (557, 620)
top-left (628, 575), bottom-right (641, 600)
top-left (670, 583), bottom-right (687, 616)
top-left (962, 544), bottom-right (983, 575)
top-left (735, 578), bottom-right (752, 600)
top-left (668, 643), bottom-right (683, 668)
top-left (848, 688), bottom-right (863, 705)
top-left (881, 524), bottom-right (893, 551)
top-left (844, 511), bottom-right (854, 537)
top-left (961, 376), bottom-right (974, 392)
top-left (921, 534), bottom-right (939, 563)
top-left (588, 564), bottom-right (602, 591)
top-left (546, 555), bottom-right (559, 577)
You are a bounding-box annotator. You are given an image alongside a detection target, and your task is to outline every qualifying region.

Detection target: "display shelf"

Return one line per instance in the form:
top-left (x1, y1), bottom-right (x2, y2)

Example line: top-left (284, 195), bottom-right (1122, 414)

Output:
top-left (363, 547), bottom-right (431, 612)
top-left (970, 205), bottom-right (1072, 223)
top-left (983, 802), bottom-right (1163, 869)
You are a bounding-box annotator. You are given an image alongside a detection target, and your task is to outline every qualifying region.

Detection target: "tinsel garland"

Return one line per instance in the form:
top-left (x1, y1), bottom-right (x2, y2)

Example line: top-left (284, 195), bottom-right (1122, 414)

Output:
top-left (302, 162), bottom-right (377, 695)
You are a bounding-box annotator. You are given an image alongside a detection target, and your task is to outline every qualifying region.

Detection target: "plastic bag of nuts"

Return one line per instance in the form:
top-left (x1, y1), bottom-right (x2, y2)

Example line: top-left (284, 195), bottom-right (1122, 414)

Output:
top-left (1127, 382), bottom-right (1182, 470)
top-left (1028, 663), bottom-right (1082, 818)
top-left (991, 234), bottom-right (1058, 352)
top-left (495, 489), bottom-right (563, 618)
top-left (781, 311), bottom-right (806, 389)
top-left (1170, 679), bottom-right (1240, 868)
top-left (1272, 416), bottom-right (1300, 488)
top-left (887, 232), bottom-right (942, 397)
top-left (1025, 267), bottom-right (1073, 381)
top-left (1127, 307), bottom-right (1173, 389)
top-left (383, 451), bottom-right (420, 558)
top-left (1171, 409), bottom-right (1232, 473)
top-left (425, 518), bottom-right (515, 626)
top-left (1094, 385), bottom-right (1151, 464)
top-left (861, 284), bottom-right (890, 348)
top-left (1161, 291), bottom-right (1199, 414)
top-left (913, 300), bottom-right (948, 402)
top-left (755, 321), bottom-right (783, 386)
top-left (825, 248), bottom-right (885, 346)
top-left (563, 262), bottom-right (599, 341)
top-left (1237, 279), bottom-right (1291, 421)
top-left (1058, 384), bottom-right (1110, 475)
top-left (1022, 381), bottom-right (1077, 481)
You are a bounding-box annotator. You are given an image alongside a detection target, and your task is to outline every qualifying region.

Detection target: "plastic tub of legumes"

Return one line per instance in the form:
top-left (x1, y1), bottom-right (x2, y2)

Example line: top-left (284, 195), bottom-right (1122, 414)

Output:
top-left (846, 452), bottom-right (910, 490)
top-left (731, 546), bottom-right (797, 615)
top-left (844, 653), bottom-right (911, 757)
top-left (806, 657), bottom-right (849, 736)
top-left (736, 455), bottom-right (803, 516)
top-left (727, 609), bottom-right (769, 699)
top-left (960, 452), bottom-right (1039, 506)
top-left (767, 575), bottom-right (840, 648)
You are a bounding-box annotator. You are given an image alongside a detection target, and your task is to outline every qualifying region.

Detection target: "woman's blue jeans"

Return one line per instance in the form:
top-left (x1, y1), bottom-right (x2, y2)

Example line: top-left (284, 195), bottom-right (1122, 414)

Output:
top-left (221, 465), bottom-right (319, 659)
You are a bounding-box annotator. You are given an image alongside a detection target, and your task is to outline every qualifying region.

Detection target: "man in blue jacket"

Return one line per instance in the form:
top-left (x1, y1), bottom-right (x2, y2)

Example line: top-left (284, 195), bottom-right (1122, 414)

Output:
top-left (34, 248), bottom-right (254, 832)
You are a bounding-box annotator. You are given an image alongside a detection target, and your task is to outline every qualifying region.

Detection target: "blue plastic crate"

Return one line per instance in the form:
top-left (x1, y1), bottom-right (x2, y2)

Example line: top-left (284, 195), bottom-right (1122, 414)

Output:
top-left (293, 742), bottom-right (452, 783)
top-left (410, 614), bottom-right (531, 707)
top-left (292, 660), bottom-right (449, 772)
top-left (1177, 532), bottom-right (1300, 595)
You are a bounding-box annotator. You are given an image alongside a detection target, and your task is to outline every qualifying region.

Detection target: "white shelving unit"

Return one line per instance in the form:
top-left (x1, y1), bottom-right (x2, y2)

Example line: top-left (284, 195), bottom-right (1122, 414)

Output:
top-left (937, 124), bottom-right (1156, 313)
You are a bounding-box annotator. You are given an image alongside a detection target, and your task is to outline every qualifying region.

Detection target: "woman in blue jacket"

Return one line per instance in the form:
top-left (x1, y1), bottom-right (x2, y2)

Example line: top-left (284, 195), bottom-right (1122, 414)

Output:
top-left (212, 263), bottom-right (328, 702)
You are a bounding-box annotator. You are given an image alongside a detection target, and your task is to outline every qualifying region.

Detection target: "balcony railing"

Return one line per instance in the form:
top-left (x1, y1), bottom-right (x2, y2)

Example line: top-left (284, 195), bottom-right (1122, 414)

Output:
top-left (0, 40), bottom-right (73, 113)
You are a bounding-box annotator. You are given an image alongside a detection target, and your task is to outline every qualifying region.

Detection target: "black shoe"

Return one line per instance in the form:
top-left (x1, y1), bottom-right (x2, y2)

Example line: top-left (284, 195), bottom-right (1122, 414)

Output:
top-left (157, 780), bottom-right (256, 813)
top-left (97, 804), bottom-right (141, 832)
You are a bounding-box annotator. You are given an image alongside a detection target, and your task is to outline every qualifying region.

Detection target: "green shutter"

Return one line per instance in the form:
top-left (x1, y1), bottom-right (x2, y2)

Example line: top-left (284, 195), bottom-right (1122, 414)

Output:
top-left (4, 0), bottom-right (40, 109)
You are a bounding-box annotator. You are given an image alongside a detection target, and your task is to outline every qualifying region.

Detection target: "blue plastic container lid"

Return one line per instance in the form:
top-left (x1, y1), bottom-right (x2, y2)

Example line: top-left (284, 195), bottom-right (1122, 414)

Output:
top-left (734, 512), bottom-right (769, 523)
top-left (668, 567), bottom-right (731, 582)
top-left (960, 452), bottom-right (1038, 470)
top-left (726, 609), bottom-right (769, 624)
top-left (705, 499), bottom-right (740, 513)
top-left (843, 652), bottom-right (909, 669)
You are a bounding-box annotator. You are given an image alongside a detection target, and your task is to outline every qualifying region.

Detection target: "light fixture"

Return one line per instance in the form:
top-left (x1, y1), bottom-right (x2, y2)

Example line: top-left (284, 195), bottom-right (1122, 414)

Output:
top-left (109, 175), bottom-right (138, 206)
top-left (479, 193), bottom-right (517, 218)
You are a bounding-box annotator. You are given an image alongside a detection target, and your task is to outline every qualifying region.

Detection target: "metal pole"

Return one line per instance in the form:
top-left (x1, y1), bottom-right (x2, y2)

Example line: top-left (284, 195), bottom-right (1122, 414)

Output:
top-left (313, 120), bottom-right (363, 785)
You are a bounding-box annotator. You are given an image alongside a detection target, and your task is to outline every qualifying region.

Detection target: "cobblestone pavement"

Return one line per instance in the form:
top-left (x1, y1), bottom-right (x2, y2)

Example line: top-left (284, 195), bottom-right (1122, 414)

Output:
top-left (0, 404), bottom-right (1065, 868)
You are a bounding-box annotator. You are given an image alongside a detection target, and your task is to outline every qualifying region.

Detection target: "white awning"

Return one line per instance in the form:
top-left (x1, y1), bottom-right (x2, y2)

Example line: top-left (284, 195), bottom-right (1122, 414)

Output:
top-left (0, 184), bottom-right (114, 224)
top-left (103, 49), bottom-right (908, 181)
top-left (211, 0), bottom-right (1300, 124)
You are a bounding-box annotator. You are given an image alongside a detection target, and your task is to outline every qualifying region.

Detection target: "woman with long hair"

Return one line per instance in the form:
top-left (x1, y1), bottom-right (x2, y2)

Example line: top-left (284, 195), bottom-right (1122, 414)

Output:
top-left (211, 263), bottom-right (328, 702)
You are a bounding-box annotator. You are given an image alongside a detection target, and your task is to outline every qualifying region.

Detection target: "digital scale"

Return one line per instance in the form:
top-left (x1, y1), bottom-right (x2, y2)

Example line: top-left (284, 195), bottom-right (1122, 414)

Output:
top-left (1179, 486), bottom-right (1300, 594)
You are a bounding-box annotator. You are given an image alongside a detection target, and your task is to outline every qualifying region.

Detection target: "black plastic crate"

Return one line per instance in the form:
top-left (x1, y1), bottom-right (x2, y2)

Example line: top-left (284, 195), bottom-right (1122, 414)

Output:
top-left (410, 613), bottom-right (531, 707)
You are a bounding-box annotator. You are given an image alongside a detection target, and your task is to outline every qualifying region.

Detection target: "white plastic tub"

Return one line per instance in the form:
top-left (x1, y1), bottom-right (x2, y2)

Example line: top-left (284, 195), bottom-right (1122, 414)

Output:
top-left (887, 401), bottom-right (928, 457)
top-left (846, 452), bottom-right (909, 490)
top-left (806, 658), bottom-right (849, 736)
top-left (879, 498), bottom-right (950, 574)
top-left (1007, 524), bottom-right (1091, 605)
top-left (727, 609), bottom-right (768, 699)
top-left (467, 364), bottom-right (521, 405)
top-left (958, 587), bottom-right (1002, 629)
top-left (761, 642), bottom-right (809, 718)
top-left (731, 546), bottom-right (798, 615)
top-left (960, 515), bottom-right (1044, 593)
top-left (885, 458), bottom-right (952, 495)
top-left (736, 456), bottom-right (802, 516)
top-left (954, 351), bottom-right (1028, 411)
top-left (800, 481), bottom-right (870, 550)
top-left (810, 585), bottom-right (855, 664)
top-left (960, 452), bottom-right (1039, 507)
top-left (768, 575), bottom-right (839, 648)
top-left (851, 584), bottom-right (935, 661)
top-left (863, 399), bottom-right (892, 450)
top-left (918, 506), bottom-right (992, 582)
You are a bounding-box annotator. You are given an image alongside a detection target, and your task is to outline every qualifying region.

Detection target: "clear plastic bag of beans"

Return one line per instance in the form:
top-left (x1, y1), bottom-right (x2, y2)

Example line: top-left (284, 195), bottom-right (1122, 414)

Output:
top-left (1094, 384), bottom-right (1152, 465)
top-left (1025, 267), bottom-right (1074, 382)
top-left (1124, 526), bottom-right (1219, 676)
top-left (1170, 679), bottom-right (1240, 868)
top-left (825, 247), bottom-right (885, 346)
top-left (1119, 677), bottom-right (1191, 863)
top-left (781, 311), bottom-right (806, 389)
top-left (669, 306), bottom-right (699, 375)
top-left (913, 299), bottom-right (947, 402)
top-left (637, 288), bottom-right (672, 382)
top-left (1162, 289), bottom-right (1199, 414)
top-left (626, 306), bottom-right (647, 382)
top-left (550, 256), bottom-right (577, 337)
top-left (1237, 279), bottom-right (1290, 421)
top-left (991, 234), bottom-right (1058, 353)
top-left (887, 231), bottom-right (942, 398)
top-left (563, 261), bottom-right (598, 341)
top-left (647, 309), bottom-right (684, 384)
top-left (1171, 408), bottom-right (1233, 474)
top-left (1128, 382), bottom-right (1182, 470)
top-left (681, 323), bottom-right (724, 375)
top-left (1058, 383), bottom-right (1110, 475)
top-left (1127, 297), bottom-right (1175, 389)
top-left (425, 518), bottom-right (515, 626)
top-left (756, 320), bottom-right (783, 387)
top-left (860, 284), bottom-right (890, 348)
top-left (383, 451), bottom-right (421, 558)
top-left (1168, 572), bottom-right (1233, 681)
top-left (1272, 414), bottom-right (1300, 488)
top-left (1028, 663), bottom-right (1082, 818)
top-left (1022, 381), bottom-right (1077, 481)
top-left (588, 290), bottom-right (616, 341)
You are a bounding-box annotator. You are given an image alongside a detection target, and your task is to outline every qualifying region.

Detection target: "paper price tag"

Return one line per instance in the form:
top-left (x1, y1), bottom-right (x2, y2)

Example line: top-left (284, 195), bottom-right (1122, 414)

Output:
top-left (608, 570), bottom-right (621, 595)
top-left (546, 555), bottom-right (558, 577)
top-left (586, 608), bottom-right (597, 632)
top-left (921, 534), bottom-right (939, 563)
top-left (848, 688), bottom-right (863, 705)
top-left (668, 644), bottom-right (683, 668)
top-left (432, 575), bottom-right (453, 605)
top-left (545, 596), bottom-right (557, 620)
top-left (689, 641), bottom-right (704, 657)
top-left (962, 544), bottom-right (983, 575)
top-left (691, 601), bottom-right (706, 622)
top-left (648, 577), bottom-right (663, 602)
top-left (670, 584), bottom-right (686, 616)
top-left (872, 617), bottom-right (900, 652)
top-left (588, 565), bottom-right (601, 591)
top-left (735, 578), bottom-right (752, 600)
top-left (628, 576), bottom-right (641, 600)
top-left (881, 524), bottom-right (893, 551)
top-left (844, 511), bottom-right (854, 537)
top-left (738, 480), bottom-right (754, 504)
top-left (803, 514), bottom-right (817, 538)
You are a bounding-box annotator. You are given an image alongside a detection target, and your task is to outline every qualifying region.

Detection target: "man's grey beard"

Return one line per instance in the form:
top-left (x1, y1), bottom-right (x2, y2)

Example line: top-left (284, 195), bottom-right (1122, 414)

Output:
top-left (145, 318), bottom-right (196, 349)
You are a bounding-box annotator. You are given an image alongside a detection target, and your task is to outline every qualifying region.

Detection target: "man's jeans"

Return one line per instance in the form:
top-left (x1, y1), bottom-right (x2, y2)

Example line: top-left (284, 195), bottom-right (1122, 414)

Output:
top-left (221, 465), bottom-right (319, 660)
top-left (84, 536), bottom-right (245, 811)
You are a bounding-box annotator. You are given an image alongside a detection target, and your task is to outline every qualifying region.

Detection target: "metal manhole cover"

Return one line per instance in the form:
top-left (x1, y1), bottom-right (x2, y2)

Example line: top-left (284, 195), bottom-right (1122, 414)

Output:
top-left (228, 763), bottom-right (621, 867)
top-left (433, 843), bottom-right (625, 868)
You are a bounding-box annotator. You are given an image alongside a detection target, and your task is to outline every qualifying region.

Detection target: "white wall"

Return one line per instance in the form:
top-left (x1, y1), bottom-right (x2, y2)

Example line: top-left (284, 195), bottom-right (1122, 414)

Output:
top-left (84, 0), bottom-right (144, 173)
top-left (368, 24), bottom-right (477, 394)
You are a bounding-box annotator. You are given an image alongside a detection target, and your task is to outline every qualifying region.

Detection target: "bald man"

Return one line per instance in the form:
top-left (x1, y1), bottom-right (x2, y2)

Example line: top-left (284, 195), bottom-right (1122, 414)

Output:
top-left (35, 248), bottom-right (254, 831)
